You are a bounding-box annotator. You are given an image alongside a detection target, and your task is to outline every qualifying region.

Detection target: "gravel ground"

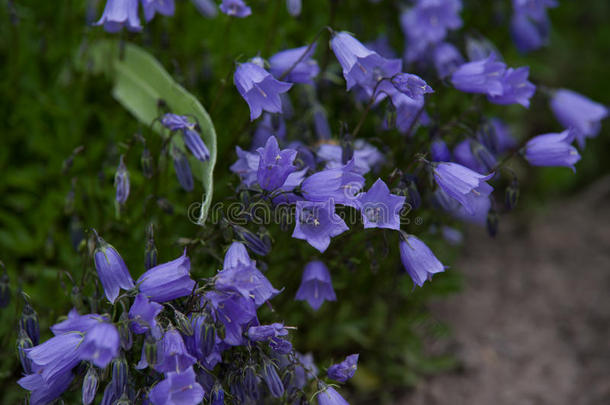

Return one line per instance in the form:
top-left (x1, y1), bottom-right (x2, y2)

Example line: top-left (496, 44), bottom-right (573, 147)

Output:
top-left (401, 176), bottom-right (610, 405)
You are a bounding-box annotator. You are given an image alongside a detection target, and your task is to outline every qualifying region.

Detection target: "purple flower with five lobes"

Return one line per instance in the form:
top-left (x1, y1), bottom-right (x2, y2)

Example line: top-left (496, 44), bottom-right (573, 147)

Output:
top-left (129, 293), bottom-right (163, 337)
top-left (391, 73), bottom-right (434, 99)
top-left (510, 11), bottom-right (550, 53)
top-left (400, 0), bottom-right (463, 45)
top-left (300, 159), bottom-right (365, 208)
top-left (292, 200), bottom-right (349, 253)
top-left (317, 384), bottom-right (349, 405)
top-left (523, 129), bottom-right (581, 171)
top-left (230, 146), bottom-right (260, 187)
top-left (154, 329), bottom-right (197, 373)
top-left (432, 162), bottom-right (494, 215)
top-left (487, 67), bottom-right (536, 107)
top-left (430, 139), bottom-right (451, 162)
top-left (79, 322), bottom-right (120, 368)
top-left (433, 42), bottom-right (464, 78)
top-left (141, 0), bottom-right (175, 22)
top-left (295, 260), bottom-right (337, 310)
top-left (357, 178), bottom-right (405, 231)
top-left (149, 366), bottom-right (205, 405)
top-left (24, 332), bottom-right (83, 384)
top-left (215, 259), bottom-right (280, 307)
top-left (220, 0), bottom-right (251, 17)
top-left (136, 249), bottom-right (195, 302)
top-left (51, 309), bottom-right (107, 335)
top-left (256, 136), bottom-right (298, 191)
top-left (247, 323), bottom-right (288, 341)
top-left (234, 60), bottom-right (293, 121)
top-left (206, 290), bottom-right (258, 346)
top-left (330, 31), bottom-right (402, 96)
top-left (269, 44), bottom-right (320, 84)
top-left (18, 370), bottom-right (74, 405)
top-left (114, 155), bottom-right (130, 204)
top-left (550, 89), bottom-right (608, 148)
top-left (93, 231), bottom-right (135, 304)
top-left (95, 0), bottom-right (142, 33)
top-left (451, 53), bottom-right (506, 97)
top-left (327, 353), bottom-right (359, 382)
top-left (399, 235), bottom-right (445, 287)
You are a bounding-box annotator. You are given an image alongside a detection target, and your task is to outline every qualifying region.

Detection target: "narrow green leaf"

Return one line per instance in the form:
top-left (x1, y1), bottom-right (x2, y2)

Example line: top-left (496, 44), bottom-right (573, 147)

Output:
top-left (79, 40), bottom-right (217, 225)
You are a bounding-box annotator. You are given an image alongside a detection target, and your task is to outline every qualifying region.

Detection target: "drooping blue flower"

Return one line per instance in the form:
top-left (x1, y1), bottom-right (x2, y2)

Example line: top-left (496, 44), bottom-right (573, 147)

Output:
top-left (155, 329), bottom-right (197, 374)
top-left (399, 235), bottom-right (445, 287)
top-left (391, 73), bottom-right (434, 99)
top-left (550, 89), bottom-right (608, 148)
top-left (114, 155), bottom-right (129, 204)
top-left (269, 44), bottom-right (319, 85)
top-left (215, 258), bottom-right (280, 306)
top-left (465, 36), bottom-right (501, 61)
top-left (50, 309), bottom-right (104, 335)
top-left (191, 0), bottom-right (218, 17)
top-left (95, 0), bottom-right (142, 33)
top-left (149, 366), bottom-right (205, 405)
top-left (206, 290), bottom-right (258, 346)
top-left (162, 113), bottom-right (194, 131)
top-left (137, 250), bottom-right (196, 302)
top-left (223, 241), bottom-right (256, 270)
top-left (183, 129), bottom-right (210, 162)
top-left (327, 353), bottom-right (359, 382)
top-left (295, 260), bottom-right (337, 310)
top-left (357, 179), bottom-right (405, 230)
top-left (513, 0), bottom-right (557, 22)
top-left (247, 323), bottom-right (288, 341)
top-left (330, 31), bottom-right (402, 96)
top-left (524, 129), bottom-right (581, 171)
top-left (82, 367), bottom-right (98, 405)
top-left (171, 148), bottom-right (194, 191)
top-left (477, 118), bottom-right (516, 155)
top-left (453, 139), bottom-right (496, 174)
top-left (261, 361), bottom-right (284, 398)
top-left (234, 61), bottom-right (293, 121)
top-left (292, 200), bottom-right (348, 253)
top-left (317, 141), bottom-right (383, 175)
top-left (230, 146), bottom-right (260, 187)
top-left (436, 188), bottom-right (491, 226)
top-left (79, 322), bottom-right (120, 368)
top-left (317, 384), bottom-right (349, 405)
top-left (219, 0), bottom-right (251, 17)
top-left (141, 0), bottom-right (175, 22)
top-left (129, 293), bottom-right (163, 336)
top-left (252, 113), bottom-right (286, 149)
top-left (430, 139), bottom-right (451, 162)
top-left (300, 159), bottom-right (365, 208)
top-left (488, 67), bottom-right (536, 107)
top-left (93, 231), bottom-right (135, 304)
top-left (510, 11), bottom-right (549, 53)
top-left (25, 332), bottom-right (84, 383)
top-left (451, 54), bottom-right (506, 97)
top-left (286, 0), bottom-right (302, 16)
top-left (256, 136), bottom-right (298, 191)
top-left (18, 371), bottom-right (74, 405)
top-left (433, 42), bottom-right (464, 78)
top-left (432, 162), bottom-right (494, 214)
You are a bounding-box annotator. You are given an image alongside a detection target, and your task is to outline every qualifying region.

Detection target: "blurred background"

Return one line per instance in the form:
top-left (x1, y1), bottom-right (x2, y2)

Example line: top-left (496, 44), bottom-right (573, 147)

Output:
top-left (1, 0), bottom-right (608, 403)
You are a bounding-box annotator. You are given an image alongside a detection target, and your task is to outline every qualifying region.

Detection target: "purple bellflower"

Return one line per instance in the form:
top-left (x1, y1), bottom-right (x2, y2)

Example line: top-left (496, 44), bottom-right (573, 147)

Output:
top-left (317, 384), bottom-right (349, 405)
top-left (155, 330), bottom-right (197, 374)
top-left (141, 0), bottom-right (175, 22)
top-left (183, 129), bottom-right (210, 162)
top-left (137, 250), bottom-right (195, 302)
top-left (114, 155), bottom-right (130, 204)
top-left (223, 241), bottom-right (256, 270)
top-left (269, 44), bottom-right (319, 85)
top-left (327, 353), bottom-right (359, 382)
top-left (95, 0), bottom-right (142, 33)
top-left (161, 113), bottom-right (193, 131)
top-left (433, 162), bottom-right (494, 214)
top-left (230, 146), bottom-right (260, 187)
top-left (357, 178), bottom-right (405, 230)
top-left (550, 89), bottom-right (608, 148)
top-left (234, 61), bottom-right (293, 121)
top-left (433, 42), bottom-right (464, 78)
top-left (488, 67), bottom-right (536, 107)
top-left (451, 53), bottom-right (506, 97)
top-left (401, 0), bottom-right (463, 45)
top-left (149, 366), bottom-right (205, 405)
top-left (171, 148), bottom-right (194, 192)
top-left (286, 0), bottom-right (302, 16)
top-left (292, 200), bottom-right (348, 253)
top-left (219, 0), bottom-right (251, 17)
top-left (330, 31), bottom-right (402, 96)
top-left (510, 11), bottom-right (549, 53)
top-left (18, 371), bottom-right (74, 405)
top-left (25, 332), bottom-right (84, 383)
top-left (215, 258), bottom-right (280, 307)
top-left (295, 261), bottom-right (337, 310)
top-left (430, 140), bottom-right (451, 162)
top-left (79, 322), bottom-right (120, 368)
top-left (256, 136), bottom-right (298, 191)
top-left (399, 235), bottom-right (445, 287)
top-left (513, 0), bottom-right (557, 22)
top-left (206, 291), bottom-right (258, 346)
top-left (391, 73), bottom-right (434, 99)
top-left (93, 231), bottom-right (135, 304)
top-left (300, 159), bottom-right (365, 208)
top-left (524, 129), bottom-right (581, 171)
top-left (247, 323), bottom-right (288, 341)
top-left (129, 293), bottom-right (163, 337)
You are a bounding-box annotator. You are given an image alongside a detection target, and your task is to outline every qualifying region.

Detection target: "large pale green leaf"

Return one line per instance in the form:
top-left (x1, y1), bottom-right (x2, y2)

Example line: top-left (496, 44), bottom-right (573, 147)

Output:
top-left (80, 40), bottom-right (216, 225)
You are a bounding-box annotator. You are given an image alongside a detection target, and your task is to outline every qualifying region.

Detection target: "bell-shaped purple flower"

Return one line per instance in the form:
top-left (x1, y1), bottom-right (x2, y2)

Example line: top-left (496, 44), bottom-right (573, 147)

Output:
top-left (149, 366), bottom-right (205, 405)
top-left (230, 146), bottom-right (260, 187)
top-left (399, 235), bottom-right (445, 287)
top-left (25, 332), bottom-right (84, 383)
top-left (433, 42), bottom-right (464, 78)
top-left (171, 148), bottom-right (194, 192)
top-left (524, 129), bottom-right (581, 171)
top-left (18, 371), bottom-right (74, 405)
top-left (262, 361), bottom-right (285, 398)
top-left (137, 250), bottom-right (195, 302)
top-left (317, 384), bottom-right (349, 405)
top-left (220, 0), bottom-right (251, 17)
top-left (141, 0), bottom-right (175, 22)
top-left (433, 162), bottom-right (494, 214)
top-left (330, 32), bottom-right (402, 96)
top-left (510, 12), bottom-right (549, 53)
top-left (550, 89), bottom-right (608, 148)
top-left (247, 323), bottom-right (288, 341)
top-left (51, 309), bottom-right (106, 335)
top-left (269, 44), bottom-right (319, 84)
top-left (79, 322), bottom-right (120, 368)
top-left (215, 260), bottom-right (280, 307)
top-left (162, 113), bottom-right (194, 131)
top-left (391, 73), bottom-right (434, 99)
top-left (206, 291), bottom-right (258, 346)
top-left (155, 329), bottom-right (197, 373)
top-left (129, 293), bottom-right (163, 336)
top-left (93, 231), bottom-right (135, 304)
top-left (451, 54), bottom-right (506, 96)
top-left (488, 67), bottom-right (536, 107)
top-left (292, 200), bottom-right (348, 253)
top-left (256, 136), bottom-right (298, 191)
top-left (430, 140), bottom-right (451, 162)
top-left (95, 0), bottom-right (142, 33)
top-left (301, 159), bottom-right (365, 208)
top-left (400, 0), bottom-right (463, 46)
top-left (513, 0), bottom-right (557, 22)
top-left (295, 261), bottom-right (336, 310)
top-left (183, 129), bottom-right (210, 162)
top-left (114, 155), bottom-right (130, 204)
top-left (327, 354), bottom-right (359, 382)
top-left (223, 241), bottom-right (256, 270)
top-left (234, 61), bottom-right (293, 121)
top-left (357, 179), bottom-right (405, 230)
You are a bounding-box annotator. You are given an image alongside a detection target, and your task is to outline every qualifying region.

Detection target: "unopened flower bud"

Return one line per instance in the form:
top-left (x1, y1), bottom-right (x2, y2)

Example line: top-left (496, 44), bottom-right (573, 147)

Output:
top-left (145, 224), bottom-right (158, 270)
top-left (118, 312), bottom-right (132, 351)
top-left (243, 366), bottom-right (259, 399)
top-left (173, 309), bottom-right (193, 336)
top-left (505, 178), bottom-right (520, 210)
top-left (233, 225), bottom-right (271, 256)
top-left (486, 207), bottom-right (499, 238)
top-left (111, 357), bottom-right (128, 395)
top-left (341, 133), bottom-right (353, 165)
top-left (141, 147), bottom-right (154, 179)
top-left (17, 329), bottom-right (33, 374)
top-left (471, 140), bottom-right (496, 173)
top-left (144, 335), bottom-right (158, 368)
top-left (172, 148), bottom-right (194, 192)
top-left (82, 367), bottom-right (99, 405)
top-left (261, 361), bottom-right (284, 398)
top-left (19, 297), bottom-right (39, 345)
top-left (115, 155), bottom-right (130, 205)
